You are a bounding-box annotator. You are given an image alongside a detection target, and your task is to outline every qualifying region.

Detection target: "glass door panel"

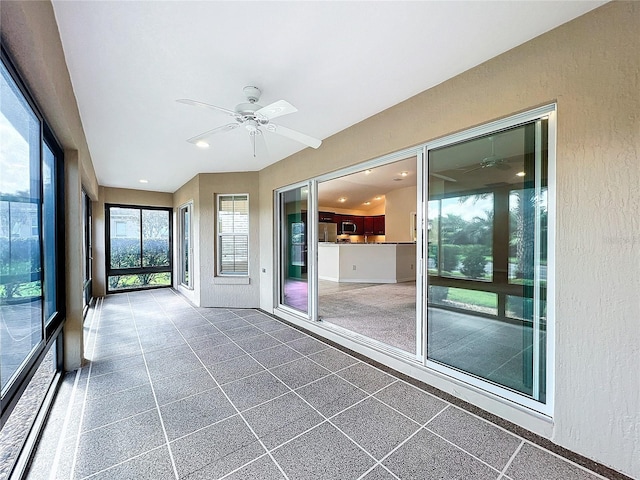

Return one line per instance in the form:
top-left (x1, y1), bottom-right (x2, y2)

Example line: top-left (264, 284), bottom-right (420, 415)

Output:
top-left (427, 120), bottom-right (548, 402)
top-left (316, 156), bottom-right (419, 355)
top-left (180, 204), bottom-right (191, 287)
top-left (279, 186), bottom-right (309, 313)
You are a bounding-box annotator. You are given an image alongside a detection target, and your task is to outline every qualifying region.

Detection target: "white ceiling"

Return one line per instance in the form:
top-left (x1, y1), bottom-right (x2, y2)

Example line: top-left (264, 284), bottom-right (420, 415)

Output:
top-left (51, 1), bottom-right (606, 194)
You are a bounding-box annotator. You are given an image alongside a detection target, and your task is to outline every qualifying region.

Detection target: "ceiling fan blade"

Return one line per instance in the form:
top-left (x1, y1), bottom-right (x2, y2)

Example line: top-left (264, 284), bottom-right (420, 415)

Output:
top-left (186, 123), bottom-right (239, 144)
top-left (266, 123), bottom-right (322, 149)
top-left (177, 99), bottom-right (239, 118)
top-left (430, 173), bottom-right (458, 182)
top-left (255, 100), bottom-right (297, 121)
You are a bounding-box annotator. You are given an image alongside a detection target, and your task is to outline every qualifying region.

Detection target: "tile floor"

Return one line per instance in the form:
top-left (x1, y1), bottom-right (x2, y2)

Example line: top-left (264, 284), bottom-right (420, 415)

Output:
top-left (26, 289), bottom-right (608, 479)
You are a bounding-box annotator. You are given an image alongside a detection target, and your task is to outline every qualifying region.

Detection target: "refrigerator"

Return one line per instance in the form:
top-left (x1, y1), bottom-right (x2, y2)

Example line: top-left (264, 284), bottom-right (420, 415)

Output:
top-left (318, 222), bottom-right (338, 243)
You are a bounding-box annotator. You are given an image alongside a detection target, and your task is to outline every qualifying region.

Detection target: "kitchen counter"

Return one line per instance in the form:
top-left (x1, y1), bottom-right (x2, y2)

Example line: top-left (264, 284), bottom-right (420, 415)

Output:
top-left (318, 243), bottom-right (416, 283)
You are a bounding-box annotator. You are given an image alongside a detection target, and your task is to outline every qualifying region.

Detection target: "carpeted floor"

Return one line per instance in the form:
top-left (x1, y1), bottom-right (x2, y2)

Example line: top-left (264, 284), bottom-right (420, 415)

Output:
top-left (319, 281), bottom-right (417, 354)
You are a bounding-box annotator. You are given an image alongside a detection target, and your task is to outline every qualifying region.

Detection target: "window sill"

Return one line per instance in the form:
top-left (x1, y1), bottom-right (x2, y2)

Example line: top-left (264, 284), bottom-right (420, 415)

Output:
top-left (214, 276), bottom-right (250, 285)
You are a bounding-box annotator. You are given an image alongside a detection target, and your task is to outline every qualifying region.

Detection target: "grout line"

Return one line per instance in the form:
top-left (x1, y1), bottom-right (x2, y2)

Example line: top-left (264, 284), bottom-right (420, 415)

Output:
top-left (423, 424), bottom-right (503, 475)
top-left (497, 440), bottom-right (524, 479)
top-left (519, 440), bottom-right (612, 480)
top-left (79, 444), bottom-right (169, 480)
top-left (127, 294), bottom-right (180, 480)
top-left (154, 296), bottom-right (292, 480)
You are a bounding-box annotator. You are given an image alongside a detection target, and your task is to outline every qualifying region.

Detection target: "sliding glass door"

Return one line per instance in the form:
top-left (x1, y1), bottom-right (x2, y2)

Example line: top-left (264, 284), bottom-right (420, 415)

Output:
top-left (277, 185), bottom-right (309, 314)
top-left (426, 111), bottom-right (552, 404)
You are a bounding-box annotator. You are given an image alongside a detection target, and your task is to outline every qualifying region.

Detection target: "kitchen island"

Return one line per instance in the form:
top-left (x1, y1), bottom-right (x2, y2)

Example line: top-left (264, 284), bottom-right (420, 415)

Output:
top-left (318, 243), bottom-right (416, 283)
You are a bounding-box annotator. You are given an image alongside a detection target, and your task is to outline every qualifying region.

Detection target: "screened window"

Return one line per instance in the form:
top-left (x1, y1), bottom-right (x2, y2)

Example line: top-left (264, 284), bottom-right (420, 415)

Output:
top-left (217, 194), bottom-right (249, 275)
top-left (106, 205), bottom-right (172, 292)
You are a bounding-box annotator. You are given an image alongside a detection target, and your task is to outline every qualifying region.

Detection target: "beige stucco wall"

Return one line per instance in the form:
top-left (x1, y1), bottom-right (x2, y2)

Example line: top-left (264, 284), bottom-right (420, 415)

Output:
top-left (259, 3), bottom-right (640, 476)
top-left (196, 172), bottom-right (261, 308)
top-left (92, 187), bottom-right (173, 297)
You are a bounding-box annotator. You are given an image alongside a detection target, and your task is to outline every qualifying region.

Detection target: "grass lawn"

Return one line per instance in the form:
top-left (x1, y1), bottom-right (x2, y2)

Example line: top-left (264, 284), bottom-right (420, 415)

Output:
top-left (446, 287), bottom-right (497, 308)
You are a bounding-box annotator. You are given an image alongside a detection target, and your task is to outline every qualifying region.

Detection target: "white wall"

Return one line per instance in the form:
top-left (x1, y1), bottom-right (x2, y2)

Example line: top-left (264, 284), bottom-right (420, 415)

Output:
top-left (384, 185), bottom-right (417, 242)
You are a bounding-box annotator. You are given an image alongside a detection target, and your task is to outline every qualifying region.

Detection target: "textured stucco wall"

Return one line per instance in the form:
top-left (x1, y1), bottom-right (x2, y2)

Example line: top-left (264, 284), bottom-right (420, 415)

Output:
top-left (197, 172), bottom-right (260, 308)
top-left (259, 3), bottom-right (640, 476)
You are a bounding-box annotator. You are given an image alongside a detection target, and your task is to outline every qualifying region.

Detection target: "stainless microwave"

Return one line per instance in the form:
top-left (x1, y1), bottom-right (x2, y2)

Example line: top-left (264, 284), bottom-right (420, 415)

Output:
top-left (341, 221), bottom-right (357, 234)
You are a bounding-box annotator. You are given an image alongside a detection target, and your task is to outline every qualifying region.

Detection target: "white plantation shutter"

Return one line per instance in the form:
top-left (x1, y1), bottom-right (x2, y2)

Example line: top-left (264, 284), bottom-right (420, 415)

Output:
top-left (217, 194), bottom-right (249, 275)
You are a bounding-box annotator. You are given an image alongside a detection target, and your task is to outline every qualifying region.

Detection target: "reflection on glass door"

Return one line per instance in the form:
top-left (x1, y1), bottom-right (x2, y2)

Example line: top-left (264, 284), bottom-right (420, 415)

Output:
top-left (279, 186), bottom-right (309, 313)
top-left (427, 116), bottom-right (549, 403)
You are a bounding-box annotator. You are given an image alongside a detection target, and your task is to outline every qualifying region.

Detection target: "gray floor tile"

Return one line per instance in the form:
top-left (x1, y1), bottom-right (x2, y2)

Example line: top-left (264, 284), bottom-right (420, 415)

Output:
top-left (235, 333), bottom-right (283, 353)
top-left (213, 317), bottom-right (251, 331)
top-left (186, 331), bottom-right (232, 351)
top-left (269, 327), bottom-right (307, 343)
top-left (375, 381), bottom-right (447, 424)
top-left (160, 387), bottom-right (236, 440)
top-left (92, 339), bottom-right (142, 361)
top-left (361, 465), bottom-right (399, 480)
top-left (221, 454), bottom-right (286, 480)
top-left (507, 443), bottom-right (602, 480)
top-left (194, 341), bottom-right (246, 365)
top-left (152, 367), bottom-right (218, 405)
top-left (231, 309), bottom-right (260, 318)
top-left (337, 363), bottom-right (395, 394)
top-left (81, 383), bottom-right (156, 432)
top-left (145, 349), bottom-right (203, 381)
top-left (243, 392), bottom-right (324, 449)
top-left (222, 371), bottom-right (290, 411)
top-left (383, 428), bottom-right (497, 480)
top-left (250, 344), bottom-right (302, 369)
top-left (295, 374), bottom-right (368, 417)
top-left (308, 348), bottom-right (359, 372)
top-left (270, 357), bottom-right (331, 389)
top-left (427, 406), bottom-right (521, 470)
top-left (88, 352), bottom-right (147, 378)
top-left (73, 410), bottom-right (166, 479)
top-left (242, 312), bottom-right (273, 325)
top-left (207, 354), bottom-right (265, 385)
top-left (286, 336), bottom-right (329, 355)
top-left (272, 422), bottom-right (375, 480)
top-left (255, 318), bottom-right (290, 333)
top-left (224, 324), bottom-right (264, 341)
top-left (177, 322), bottom-right (221, 340)
top-left (85, 445), bottom-right (176, 480)
top-left (332, 397), bottom-right (420, 459)
top-left (85, 363), bottom-right (150, 399)
top-left (171, 415), bottom-right (264, 479)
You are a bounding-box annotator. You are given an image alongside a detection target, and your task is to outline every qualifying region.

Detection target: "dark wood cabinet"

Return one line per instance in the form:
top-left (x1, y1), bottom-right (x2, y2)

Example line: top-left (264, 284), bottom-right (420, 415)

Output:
top-left (319, 211), bottom-right (334, 223)
top-left (352, 216), bottom-right (364, 234)
top-left (373, 215), bottom-right (385, 235)
top-left (363, 216), bottom-right (374, 235)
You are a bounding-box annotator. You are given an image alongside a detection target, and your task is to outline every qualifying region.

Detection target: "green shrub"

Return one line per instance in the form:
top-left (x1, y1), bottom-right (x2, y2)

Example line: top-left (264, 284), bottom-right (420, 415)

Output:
top-left (441, 244), bottom-right (461, 272)
top-left (461, 245), bottom-right (487, 279)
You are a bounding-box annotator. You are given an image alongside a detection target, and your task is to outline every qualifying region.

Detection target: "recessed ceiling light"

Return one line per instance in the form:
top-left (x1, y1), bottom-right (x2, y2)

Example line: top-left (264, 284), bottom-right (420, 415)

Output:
top-left (338, 197), bottom-right (347, 203)
top-left (195, 140), bottom-right (209, 148)
top-left (363, 201), bottom-right (371, 205)
top-left (516, 171), bottom-right (526, 177)
top-left (400, 171), bottom-right (409, 177)
top-left (374, 196), bottom-right (382, 200)
top-left (139, 179), bottom-right (148, 184)
top-left (364, 169), bottom-right (372, 175)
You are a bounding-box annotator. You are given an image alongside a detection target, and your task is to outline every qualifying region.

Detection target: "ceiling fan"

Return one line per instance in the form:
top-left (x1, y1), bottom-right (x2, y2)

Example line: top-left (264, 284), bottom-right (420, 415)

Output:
top-left (464, 136), bottom-right (511, 173)
top-left (177, 86), bottom-right (322, 157)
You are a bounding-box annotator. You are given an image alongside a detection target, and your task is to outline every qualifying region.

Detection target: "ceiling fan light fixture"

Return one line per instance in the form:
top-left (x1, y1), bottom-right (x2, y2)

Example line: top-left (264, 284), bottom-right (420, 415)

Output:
top-left (516, 171), bottom-right (526, 177)
top-left (195, 140), bottom-right (210, 148)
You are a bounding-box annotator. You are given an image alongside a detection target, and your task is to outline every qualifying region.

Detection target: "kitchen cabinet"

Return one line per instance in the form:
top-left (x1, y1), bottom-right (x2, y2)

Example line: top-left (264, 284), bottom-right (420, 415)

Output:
top-left (373, 215), bottom-right (385, 235)
top-left (363, 216), bottom-right (374, 235)
top-left (319, 211), bottom-right (334, 223)
top-left (352, 216), bottom-right (364, 234)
